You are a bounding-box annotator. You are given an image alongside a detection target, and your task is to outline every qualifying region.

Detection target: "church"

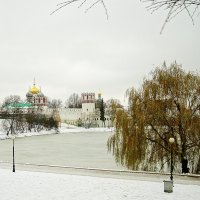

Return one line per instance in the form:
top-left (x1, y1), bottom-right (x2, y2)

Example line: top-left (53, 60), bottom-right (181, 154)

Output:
top-left (26, 80), bottom-right (48, 107)
top-left (25, 81), bottom-right (112, 128)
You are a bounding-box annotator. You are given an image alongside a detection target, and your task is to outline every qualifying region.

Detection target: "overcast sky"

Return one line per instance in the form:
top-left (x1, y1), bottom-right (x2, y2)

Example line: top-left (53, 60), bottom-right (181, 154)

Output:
top-left (0, 0), bottom-right (199, 105)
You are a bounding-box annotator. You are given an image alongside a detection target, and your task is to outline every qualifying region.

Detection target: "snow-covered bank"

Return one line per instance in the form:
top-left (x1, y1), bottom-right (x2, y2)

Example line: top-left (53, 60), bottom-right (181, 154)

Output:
top-left (0, 123), bottom-right (114, 140)
top-left (59, 124), bottom-right (114, 134)
top-left (0, 168), bottom-right (199, 200)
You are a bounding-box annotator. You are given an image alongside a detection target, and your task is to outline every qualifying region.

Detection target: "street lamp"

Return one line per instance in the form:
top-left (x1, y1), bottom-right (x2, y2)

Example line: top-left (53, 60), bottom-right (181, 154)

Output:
top-left (10, 134), bottom-right (15, 172)
top-left (169, 137), bottom-right (175, 181)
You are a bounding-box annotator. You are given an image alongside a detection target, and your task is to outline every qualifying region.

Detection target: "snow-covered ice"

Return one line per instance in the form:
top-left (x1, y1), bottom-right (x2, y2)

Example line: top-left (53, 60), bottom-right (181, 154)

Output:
top-left (0, 168), bottom-right (199, 200)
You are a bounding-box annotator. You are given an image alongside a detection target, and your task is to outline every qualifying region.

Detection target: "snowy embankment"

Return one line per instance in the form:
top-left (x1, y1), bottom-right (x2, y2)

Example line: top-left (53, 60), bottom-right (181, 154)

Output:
top-left (0, 123), bottom-right (114, 140)
top-left (0, 168), bottom-right (199, 200)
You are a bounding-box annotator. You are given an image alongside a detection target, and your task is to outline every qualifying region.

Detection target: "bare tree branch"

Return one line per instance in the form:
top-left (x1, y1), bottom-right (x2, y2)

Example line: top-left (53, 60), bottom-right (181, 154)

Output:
top-left (50, 0), bottom-right (79, 15)
top-left (142, 0), bottom-right (200, 33)
top-left (84, 0), bottom-right (102, 12)
top-left (51, 1), bottom-right (199, 32)
top-left (78, 0), bottom-right (87, 8)
top-left (101, 0), bottom-right (109, 19)
top-left (51, 0), bottom-right (108, 19)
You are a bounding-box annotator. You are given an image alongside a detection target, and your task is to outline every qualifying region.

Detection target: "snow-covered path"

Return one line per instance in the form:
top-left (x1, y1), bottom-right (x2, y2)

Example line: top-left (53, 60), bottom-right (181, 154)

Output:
top-left (0, 168), bottom-right (199, 200)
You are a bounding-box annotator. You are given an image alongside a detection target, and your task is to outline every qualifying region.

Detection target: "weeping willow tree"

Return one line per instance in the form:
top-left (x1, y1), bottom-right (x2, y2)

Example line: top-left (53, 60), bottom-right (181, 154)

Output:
top-left (108, 62), bottom-right (200, 173)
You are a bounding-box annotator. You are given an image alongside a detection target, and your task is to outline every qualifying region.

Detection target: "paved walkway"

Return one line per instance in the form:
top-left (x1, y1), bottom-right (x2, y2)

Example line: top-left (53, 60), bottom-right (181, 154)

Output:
top-left (1, 161), bottom-right (199, 186)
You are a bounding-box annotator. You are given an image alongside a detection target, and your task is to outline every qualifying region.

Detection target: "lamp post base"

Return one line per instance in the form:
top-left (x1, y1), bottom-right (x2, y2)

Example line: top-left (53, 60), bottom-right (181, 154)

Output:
top-left (163, 180), bottom-right (173, 193)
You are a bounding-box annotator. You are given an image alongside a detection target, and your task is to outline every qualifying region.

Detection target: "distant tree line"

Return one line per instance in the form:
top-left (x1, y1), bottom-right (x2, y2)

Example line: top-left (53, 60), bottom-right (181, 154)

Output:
top-left (2, 113), bottom-right (58, 136)
top-left (1, 95), bottom-right (59, 135)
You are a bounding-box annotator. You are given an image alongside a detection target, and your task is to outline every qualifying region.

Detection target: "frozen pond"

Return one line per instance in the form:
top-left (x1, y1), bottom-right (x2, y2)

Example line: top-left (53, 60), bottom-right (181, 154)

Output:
top-left (0, 132), bottom-right (124, 170)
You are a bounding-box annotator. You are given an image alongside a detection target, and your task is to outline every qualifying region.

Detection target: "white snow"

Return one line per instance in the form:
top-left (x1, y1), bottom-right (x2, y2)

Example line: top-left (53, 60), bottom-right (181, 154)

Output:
top-left (0, 122), bottom-right (114, 140)
top-left (59, 123), bottom-right (114, 134)
top-left (0, 168), bottom-right (199, 200)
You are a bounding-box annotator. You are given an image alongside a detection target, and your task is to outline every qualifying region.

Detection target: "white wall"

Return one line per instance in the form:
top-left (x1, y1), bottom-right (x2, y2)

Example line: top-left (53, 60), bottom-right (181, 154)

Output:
top-left (82, 103), bottom-right (95, 114)
top-left (60, 108), bottom-right (82, 122)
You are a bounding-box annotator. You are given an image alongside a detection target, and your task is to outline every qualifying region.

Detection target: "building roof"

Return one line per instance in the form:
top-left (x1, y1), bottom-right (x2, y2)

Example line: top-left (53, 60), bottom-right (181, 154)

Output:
top-left (4, 102), bottom-right (33, 109)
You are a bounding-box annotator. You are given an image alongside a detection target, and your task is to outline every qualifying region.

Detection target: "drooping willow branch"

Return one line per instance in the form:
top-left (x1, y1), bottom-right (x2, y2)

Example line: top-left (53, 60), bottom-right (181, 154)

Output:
top-left (50, 0), bottom-right (108, 19)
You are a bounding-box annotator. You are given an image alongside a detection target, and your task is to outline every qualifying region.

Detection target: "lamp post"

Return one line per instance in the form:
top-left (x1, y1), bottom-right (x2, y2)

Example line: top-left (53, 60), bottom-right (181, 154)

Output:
top-left (10, 109), bottom-right (16, 173)
top-left (10, 134), bottom-right (15, 172)
top-left (169, 137), bottom-right (175, 181)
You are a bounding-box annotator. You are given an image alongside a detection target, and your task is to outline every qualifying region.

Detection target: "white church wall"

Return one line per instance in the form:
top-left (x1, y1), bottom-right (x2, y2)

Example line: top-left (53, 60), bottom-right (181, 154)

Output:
top-left (82, 103), bottom-right (95, 115)
top-left (94, 115), bottom-right (113, 128)
top-left (60, 108), bottom-right (82, 124)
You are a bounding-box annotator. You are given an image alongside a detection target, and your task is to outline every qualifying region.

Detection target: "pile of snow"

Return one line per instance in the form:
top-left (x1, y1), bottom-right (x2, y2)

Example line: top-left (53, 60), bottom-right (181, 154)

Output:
top-left (0, 122), bottom-right (114, 140)
top-left (0, 168), bottom-right (199, 200)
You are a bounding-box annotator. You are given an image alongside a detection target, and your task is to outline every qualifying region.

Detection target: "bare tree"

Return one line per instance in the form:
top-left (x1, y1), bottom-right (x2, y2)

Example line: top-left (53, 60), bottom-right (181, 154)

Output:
top-left (49, 99), bottom-right (63, 109)
top-left (105, 98), bottom-right (121, 120)
top-left (51, 1), bottom-right (200, 33)
top-left (2, 95), bottom-right (21, 108)
top-left (66, 93), bottom-right (82, 108)
top-left (142, 0), bottom-right (200, 33)
top-left (1, 95), bottom-right (23, 135)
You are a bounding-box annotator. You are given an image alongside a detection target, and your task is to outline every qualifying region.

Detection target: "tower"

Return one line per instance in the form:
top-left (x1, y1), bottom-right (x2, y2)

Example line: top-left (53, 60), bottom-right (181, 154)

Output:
top-left (26, 80), bottom-right (47, 107)
top-left (81, 92), bottom-right (95, 113)
top-left (81, 92), bottom-right (96, 126)
top-left (98, 91), bottom-right (102, 101)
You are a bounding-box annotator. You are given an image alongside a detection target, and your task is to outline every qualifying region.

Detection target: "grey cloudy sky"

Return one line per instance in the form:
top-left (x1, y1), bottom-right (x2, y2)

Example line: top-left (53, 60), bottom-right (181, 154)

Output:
top-left (0, 0), bottom-right (200, 104)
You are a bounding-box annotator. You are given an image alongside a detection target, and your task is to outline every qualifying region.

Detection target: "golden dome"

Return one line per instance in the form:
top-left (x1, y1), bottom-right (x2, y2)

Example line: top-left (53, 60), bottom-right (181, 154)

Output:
top-left (98, 91), bottom-right (102, 99)
top-left (29, 85), bottom-right (40, 94)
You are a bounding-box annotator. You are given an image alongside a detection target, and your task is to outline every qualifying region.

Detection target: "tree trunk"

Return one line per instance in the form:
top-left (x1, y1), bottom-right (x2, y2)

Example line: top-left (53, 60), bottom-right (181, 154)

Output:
top-left (181, 157), bottom-right (189, 173)
top-left (181, 142), bottom-right (189, 173)
top-left (196, 157), bottom-right (200, 174)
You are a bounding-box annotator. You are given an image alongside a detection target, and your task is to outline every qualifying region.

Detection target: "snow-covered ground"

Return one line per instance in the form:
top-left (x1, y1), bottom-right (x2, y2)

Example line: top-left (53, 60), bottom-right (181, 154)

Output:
top-left (0, 168), bottom-right (199, 200)
top-left (1, 122), bottom-right (199, 200)
top-left (0, 122), bottom-right (114, 140)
